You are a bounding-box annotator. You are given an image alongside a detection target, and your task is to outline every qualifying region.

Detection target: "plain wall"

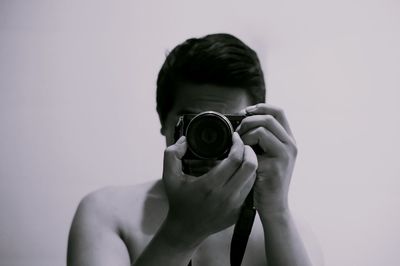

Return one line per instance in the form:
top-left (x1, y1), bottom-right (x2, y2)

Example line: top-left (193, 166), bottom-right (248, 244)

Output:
top-left (0, 0), bottom-right (399, 265)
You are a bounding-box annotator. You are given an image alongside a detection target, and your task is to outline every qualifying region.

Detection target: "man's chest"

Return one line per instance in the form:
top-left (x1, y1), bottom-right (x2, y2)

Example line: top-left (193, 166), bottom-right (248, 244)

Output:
top-left (123, 215), bottom-right (266, 266)
top-left (115, 183), bottom-right (267, 265)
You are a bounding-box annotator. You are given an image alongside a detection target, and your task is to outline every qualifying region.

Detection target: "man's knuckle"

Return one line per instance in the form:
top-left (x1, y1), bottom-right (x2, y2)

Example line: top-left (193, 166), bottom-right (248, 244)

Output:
top-left (230, 152), bottom-right (242, 165)
top-left (264, 114), bottom-right (274, 122)
top-left (165, 145), bottom-right (175, 154)
top-left (280, 149), bottom-right (290, 161)
top-left (253, 127), bottom-right (261, 135)
top-left (281, 144), bottom-right (297, 159)
top-left (291, 144), bottom-right (298, 156)
top-left (257, 127), bottom-right (267, 136)
top-left (262, 115), bottom-right (275, 127)
top-left (275, 106), bottom-right (284, 114)
top-left (239, 120), bottom-right (248, 130)
top-left (243, 159), bottom-right (257, 171)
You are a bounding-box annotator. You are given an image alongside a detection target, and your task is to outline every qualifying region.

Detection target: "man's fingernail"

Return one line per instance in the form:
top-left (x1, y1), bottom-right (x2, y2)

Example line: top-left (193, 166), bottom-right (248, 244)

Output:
top-left (246, 105), bottom-right (257, 113)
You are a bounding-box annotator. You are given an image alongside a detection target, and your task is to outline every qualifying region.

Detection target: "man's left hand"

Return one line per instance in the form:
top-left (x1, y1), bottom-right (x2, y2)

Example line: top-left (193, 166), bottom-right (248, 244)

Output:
top-left (236, 103), bottom-right (298, 215)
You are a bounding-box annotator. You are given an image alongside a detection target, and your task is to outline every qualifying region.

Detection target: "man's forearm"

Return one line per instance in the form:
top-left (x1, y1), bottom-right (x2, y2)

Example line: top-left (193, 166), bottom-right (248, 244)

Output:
top-left (132, 217), bottom-right (201, 266)
top-left (260, 210), bottom-right (312, 266)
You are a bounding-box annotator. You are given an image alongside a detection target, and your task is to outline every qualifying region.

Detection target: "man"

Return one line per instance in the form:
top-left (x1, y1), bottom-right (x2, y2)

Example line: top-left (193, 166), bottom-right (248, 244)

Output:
top-left (67, 33), bottom-right (318, 265)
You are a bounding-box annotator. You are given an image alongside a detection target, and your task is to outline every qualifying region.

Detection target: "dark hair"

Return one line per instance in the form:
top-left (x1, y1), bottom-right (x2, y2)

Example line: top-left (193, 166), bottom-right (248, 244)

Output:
top-left (156, 33), bottom-right (266, 127)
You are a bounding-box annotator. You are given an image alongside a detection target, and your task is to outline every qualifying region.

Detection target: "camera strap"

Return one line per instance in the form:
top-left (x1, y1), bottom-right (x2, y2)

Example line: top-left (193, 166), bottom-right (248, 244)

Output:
top-left (230, 189), bottom-right (256, 266)
top-left (187, 190), bottom-right (256, 266)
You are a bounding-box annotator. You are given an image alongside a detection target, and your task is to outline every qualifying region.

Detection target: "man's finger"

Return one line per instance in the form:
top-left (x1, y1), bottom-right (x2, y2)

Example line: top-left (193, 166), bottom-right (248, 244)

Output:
top-left (163, 136), bottom-right (187, 179)
top-left (244, 103), bottom-right (294, 140)
top-left (236, 115), bottom-right (294, 144)
top-left (240, 127), bottom-right (284, 156)
top-left (224, 145), bottom-right (257, 195)
top-left (198, 132), bottom-right (244, 188)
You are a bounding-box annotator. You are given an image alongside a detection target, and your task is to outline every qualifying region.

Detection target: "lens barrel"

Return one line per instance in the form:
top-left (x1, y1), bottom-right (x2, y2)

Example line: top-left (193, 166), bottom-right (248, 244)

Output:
top-left (186, 111), bottom-right (234, 159)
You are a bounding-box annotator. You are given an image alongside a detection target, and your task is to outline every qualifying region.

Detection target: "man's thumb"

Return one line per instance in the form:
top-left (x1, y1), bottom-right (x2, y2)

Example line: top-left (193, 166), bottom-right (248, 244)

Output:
top-left (163, 136), bottom-right (187, 178)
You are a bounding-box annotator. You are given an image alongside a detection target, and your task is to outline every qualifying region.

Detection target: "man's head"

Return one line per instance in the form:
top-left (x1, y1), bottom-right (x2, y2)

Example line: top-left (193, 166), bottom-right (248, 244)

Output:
top-left (156, 33), bottom-right (266, 146)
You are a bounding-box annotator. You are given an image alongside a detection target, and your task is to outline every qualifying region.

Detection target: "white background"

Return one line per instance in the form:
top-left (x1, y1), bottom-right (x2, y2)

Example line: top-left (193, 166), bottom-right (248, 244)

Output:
top-left (0, 0), bottom-right (399, 265)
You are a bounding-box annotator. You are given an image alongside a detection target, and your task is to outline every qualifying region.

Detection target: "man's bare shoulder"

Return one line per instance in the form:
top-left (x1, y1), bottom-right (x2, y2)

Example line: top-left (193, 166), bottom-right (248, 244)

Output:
top-left (68, 181), bottom-right (167, 265)
top-left (73, 180), bottom-right (167, 231)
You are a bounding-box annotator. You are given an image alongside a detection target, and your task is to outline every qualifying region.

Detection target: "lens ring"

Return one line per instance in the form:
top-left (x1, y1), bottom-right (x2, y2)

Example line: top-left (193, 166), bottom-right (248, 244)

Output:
top-left (186, 111), bottom-right (234, 159)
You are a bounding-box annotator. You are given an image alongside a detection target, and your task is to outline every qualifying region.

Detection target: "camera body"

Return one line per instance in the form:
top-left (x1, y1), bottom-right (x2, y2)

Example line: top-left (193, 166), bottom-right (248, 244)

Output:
top-left (174, 111), bottom-right (246, 160)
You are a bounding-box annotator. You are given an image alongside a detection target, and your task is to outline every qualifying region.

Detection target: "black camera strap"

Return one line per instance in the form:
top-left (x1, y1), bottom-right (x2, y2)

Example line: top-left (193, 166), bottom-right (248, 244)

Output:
top-left (187, 190), bottom-right (256, 266)
top-left (230, 189), bottom-right (256, 266)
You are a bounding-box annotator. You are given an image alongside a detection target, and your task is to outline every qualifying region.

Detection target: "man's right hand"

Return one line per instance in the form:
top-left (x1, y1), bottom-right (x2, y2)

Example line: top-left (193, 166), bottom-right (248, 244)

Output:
top-left (161, 132), bottom-right (258, 249)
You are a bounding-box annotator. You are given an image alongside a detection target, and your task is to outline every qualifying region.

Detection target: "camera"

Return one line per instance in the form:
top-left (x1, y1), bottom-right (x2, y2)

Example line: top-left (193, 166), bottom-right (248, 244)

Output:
top-left (174, 111), bottom-right (247, 160)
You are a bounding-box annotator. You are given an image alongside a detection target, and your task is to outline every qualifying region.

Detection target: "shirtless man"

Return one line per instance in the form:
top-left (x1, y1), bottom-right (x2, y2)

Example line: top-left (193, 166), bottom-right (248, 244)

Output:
top-left (67, 33), bottom-right (317, 266)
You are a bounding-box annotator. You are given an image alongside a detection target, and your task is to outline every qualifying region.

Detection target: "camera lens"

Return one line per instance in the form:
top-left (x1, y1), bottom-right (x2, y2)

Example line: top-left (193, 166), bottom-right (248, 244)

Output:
top-left (186, 111), bottom-right (233, 159)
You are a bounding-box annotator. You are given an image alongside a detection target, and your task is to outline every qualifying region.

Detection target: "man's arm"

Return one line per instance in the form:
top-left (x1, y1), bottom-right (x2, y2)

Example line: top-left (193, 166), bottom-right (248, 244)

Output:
top-left (67, 190), bottom-right (131, 266)
top-left (237, 103), bottom-right (312, 266)
top-left (260, 210), bottom-right (312, 266)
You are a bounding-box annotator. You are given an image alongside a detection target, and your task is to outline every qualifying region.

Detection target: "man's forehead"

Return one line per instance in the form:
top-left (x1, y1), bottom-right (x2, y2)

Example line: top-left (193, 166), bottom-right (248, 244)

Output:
top-left (173, 84), bottom-right (251, 114)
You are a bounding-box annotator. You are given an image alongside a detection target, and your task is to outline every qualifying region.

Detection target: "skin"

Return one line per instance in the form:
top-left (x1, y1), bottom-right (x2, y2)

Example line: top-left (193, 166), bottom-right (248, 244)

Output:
top-left (67, 84), bottom-right (315, 266)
